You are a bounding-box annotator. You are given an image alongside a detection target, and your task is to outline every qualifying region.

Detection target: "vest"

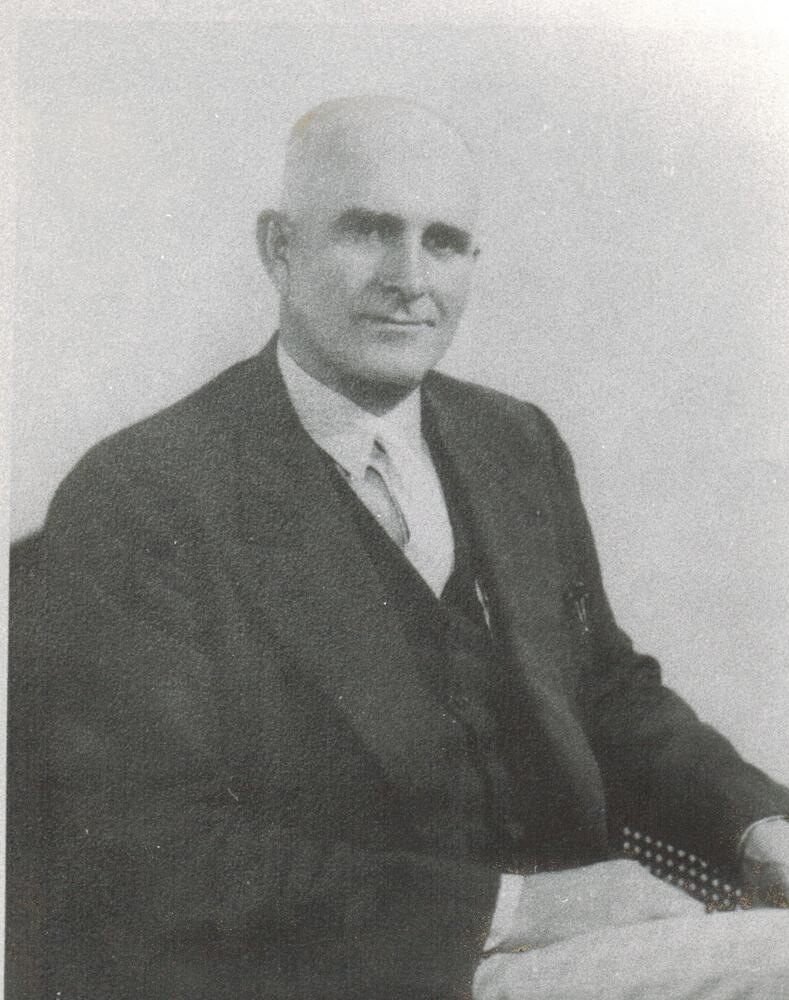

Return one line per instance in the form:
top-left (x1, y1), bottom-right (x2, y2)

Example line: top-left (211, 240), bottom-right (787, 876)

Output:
top-left (321, 416), bottom-right (534, 869)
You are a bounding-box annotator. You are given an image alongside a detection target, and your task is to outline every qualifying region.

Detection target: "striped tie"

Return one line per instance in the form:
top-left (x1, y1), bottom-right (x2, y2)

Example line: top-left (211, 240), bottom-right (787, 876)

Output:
top-left (363, 439), bottom-right (410, 548)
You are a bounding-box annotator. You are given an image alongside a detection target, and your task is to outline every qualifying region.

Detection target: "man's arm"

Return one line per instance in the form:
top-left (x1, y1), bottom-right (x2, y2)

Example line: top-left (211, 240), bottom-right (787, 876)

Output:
top-left (539, 410), bottom-right (789, 874)
top-left (473, 406), bottom-right (788, 964)
top-left (32, 446), bottom-right (499, 1000)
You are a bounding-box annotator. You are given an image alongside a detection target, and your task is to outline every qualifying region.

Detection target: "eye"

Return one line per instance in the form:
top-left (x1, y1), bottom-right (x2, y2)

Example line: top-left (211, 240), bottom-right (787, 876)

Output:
top-left (334, 211), bottom-right (400, 245)
top-left (423, 224), bottom-right (471, 258)
top-left (354, 217), bottom-right (387, 242)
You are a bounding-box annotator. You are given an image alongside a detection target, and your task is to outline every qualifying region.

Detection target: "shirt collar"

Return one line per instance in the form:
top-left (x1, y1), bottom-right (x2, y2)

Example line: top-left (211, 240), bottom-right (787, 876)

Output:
top-left (276, 339), bottom-right (424, 482)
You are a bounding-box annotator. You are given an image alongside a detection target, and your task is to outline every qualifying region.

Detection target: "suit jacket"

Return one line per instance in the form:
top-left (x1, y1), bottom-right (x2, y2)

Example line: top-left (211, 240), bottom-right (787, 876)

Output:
top-left (19, 339), bottom-right (789, 999)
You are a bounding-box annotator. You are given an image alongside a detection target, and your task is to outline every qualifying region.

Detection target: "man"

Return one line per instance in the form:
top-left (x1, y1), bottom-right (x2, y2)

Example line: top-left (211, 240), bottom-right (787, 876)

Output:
top-left (16, 96), bottom-right (789, 998)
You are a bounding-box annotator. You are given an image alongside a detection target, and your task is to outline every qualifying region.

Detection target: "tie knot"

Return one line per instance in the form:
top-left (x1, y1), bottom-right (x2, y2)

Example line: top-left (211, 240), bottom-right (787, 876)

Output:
top-left (373, 431), bottom-right (412, 467)
top-left (369, 436), bottom-right (394, 474)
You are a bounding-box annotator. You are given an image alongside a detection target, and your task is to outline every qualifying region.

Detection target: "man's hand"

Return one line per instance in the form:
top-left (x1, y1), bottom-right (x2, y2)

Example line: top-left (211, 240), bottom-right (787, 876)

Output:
top-left (485, 859), bottom-right (703, 954)
top-left (740, 818), bottom-right (789, 908)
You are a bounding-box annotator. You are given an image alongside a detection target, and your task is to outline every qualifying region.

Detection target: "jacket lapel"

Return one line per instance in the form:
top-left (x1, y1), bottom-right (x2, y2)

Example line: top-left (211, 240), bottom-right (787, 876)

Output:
top-left (226, 345), bottom-right (464, 801)
top-left (424, 376), bottom-right (607, 845)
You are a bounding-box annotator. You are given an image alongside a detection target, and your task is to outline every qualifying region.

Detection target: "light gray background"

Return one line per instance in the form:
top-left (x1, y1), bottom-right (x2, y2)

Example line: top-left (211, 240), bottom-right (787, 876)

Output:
top-left (12, 15), bottom-right (789, 784)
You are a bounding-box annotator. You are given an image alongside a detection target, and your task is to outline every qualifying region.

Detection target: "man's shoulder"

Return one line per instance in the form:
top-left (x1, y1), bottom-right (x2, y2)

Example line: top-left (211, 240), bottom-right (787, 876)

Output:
top-left (87, 349), bottom-right (270, 458)
top-left (112, 349), bottom-right (267, 449)
top-left (48, 349), bottom-right (274, 516)
top-left (425, 369), bottom-right (560, 448)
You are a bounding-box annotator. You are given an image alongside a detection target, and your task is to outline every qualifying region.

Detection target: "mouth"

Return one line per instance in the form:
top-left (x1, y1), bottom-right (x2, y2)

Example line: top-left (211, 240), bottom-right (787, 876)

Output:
top-left (357, 313), bottom-right (436, 328)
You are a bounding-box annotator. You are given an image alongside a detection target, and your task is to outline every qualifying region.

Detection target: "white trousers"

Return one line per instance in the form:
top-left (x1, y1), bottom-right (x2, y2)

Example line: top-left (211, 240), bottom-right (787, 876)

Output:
top-left (475, 892), bottom-right (789, 1000)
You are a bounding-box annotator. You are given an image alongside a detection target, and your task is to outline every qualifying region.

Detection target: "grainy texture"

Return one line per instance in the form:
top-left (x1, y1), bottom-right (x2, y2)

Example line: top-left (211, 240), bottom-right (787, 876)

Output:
top-left (13, 342), bottom-right (788, 996)
top-left (11, 17), bottom-right (789, 783)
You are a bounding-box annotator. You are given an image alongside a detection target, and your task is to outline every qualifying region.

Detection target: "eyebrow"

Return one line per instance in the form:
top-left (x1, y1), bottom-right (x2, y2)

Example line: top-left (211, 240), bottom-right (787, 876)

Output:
top-left (332, 208), bottom-right (402, 236)
top-left (332, 207), bottom-right (473, 253)
top-left (424, 221), bottom-right (472, 254)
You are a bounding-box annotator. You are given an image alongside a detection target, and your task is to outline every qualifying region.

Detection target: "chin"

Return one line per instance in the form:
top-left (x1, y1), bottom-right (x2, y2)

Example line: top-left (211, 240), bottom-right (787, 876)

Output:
top-left (353, 344), bottom-right (445, 389)
top-left (357, 360), bottom-right (431, 392)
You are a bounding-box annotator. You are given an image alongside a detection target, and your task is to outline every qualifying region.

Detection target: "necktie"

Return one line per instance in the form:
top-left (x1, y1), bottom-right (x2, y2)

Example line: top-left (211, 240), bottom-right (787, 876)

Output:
top-left (363, 439), bottom-right (410, 549)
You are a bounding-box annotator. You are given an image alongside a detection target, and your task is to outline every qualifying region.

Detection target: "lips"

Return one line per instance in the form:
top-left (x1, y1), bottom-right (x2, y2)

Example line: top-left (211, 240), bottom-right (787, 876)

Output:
top-left (357, 313), bottom-right (436, 327)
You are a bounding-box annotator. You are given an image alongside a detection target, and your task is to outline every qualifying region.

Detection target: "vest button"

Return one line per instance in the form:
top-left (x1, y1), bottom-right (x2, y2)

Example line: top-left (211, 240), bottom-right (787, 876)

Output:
top-left (503, 817), bottom-right (527, 844)
top-left (447, 691), bottom-right (471, 715)
top-left (462, 728), bottom-right (479, 753)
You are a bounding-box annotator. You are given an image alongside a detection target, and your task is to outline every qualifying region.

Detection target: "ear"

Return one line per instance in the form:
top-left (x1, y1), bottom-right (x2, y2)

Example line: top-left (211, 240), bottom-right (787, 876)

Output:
top-left (256, 210), bottom-right (292, 292)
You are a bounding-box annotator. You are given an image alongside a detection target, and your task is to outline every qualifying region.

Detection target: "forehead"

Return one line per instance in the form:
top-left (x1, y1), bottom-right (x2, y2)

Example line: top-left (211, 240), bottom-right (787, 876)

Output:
top-left (287, 108), bottom-right (481, 231)
top-left (330, 149), bottom-right (479, 230)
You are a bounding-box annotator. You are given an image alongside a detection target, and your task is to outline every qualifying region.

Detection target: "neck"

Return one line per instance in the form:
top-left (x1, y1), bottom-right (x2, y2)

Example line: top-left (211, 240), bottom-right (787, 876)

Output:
top-left (332, 376), bottom-right (416, 416)
top-left (278, 335), bottom-right (420, 417)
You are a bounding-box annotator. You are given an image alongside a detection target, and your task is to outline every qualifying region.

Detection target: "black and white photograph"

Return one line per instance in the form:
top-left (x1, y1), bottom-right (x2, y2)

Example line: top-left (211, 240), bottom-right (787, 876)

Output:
top-left (6, 4), bottom-right (789, 997)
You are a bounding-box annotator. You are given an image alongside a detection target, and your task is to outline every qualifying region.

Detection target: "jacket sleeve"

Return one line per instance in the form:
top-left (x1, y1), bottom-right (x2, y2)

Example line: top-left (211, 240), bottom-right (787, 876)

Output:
top-left (33, 446), bottom-right (499, 1000)
top-left (539, 410), bottom-right (789, 871)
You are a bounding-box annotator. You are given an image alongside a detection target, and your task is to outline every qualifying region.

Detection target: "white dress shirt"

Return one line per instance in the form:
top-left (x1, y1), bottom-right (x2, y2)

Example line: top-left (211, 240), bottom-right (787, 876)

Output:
top-left (277, 341), bottom-right (455, 596)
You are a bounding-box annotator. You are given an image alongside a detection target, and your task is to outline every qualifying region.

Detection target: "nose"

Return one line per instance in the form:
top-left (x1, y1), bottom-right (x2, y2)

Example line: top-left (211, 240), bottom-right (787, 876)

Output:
top-left (378, 233), bottom-right (428, 300)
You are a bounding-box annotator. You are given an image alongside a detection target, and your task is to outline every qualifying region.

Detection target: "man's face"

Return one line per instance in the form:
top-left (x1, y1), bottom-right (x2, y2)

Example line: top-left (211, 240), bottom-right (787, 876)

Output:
top-left (277, 120), bottom-right (480, 399)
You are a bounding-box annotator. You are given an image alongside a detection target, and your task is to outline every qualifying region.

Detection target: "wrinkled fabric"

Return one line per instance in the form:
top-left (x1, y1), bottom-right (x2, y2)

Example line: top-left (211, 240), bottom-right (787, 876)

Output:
top-left (475, 900), bottom-right (788, 999)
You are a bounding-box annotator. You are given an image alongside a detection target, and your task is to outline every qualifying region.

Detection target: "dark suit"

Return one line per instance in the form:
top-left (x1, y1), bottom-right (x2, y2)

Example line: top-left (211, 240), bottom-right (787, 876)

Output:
top-left (16, 339), bottom-right (789, 999)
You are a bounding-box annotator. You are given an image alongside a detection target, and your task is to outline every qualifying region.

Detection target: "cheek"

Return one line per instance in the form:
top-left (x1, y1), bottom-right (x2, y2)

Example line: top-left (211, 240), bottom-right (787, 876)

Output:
top-left (329, 248), bottom-right (379, 298)
top-left (437, 267), bottom-right (474, 317)
top-left (305, 255), bottom-right (375, 313)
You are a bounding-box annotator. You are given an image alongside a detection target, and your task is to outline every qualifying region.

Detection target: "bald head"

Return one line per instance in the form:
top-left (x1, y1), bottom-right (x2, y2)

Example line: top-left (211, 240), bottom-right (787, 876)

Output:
top-left (258, 96), bottom-right (483, 412)
top-left (281, 96), bottom-right (480, 222)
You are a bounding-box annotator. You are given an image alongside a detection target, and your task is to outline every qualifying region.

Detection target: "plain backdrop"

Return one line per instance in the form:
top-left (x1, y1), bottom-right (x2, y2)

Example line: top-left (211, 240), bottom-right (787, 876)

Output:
top-left (12, 14), bottom-right (789, 784)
